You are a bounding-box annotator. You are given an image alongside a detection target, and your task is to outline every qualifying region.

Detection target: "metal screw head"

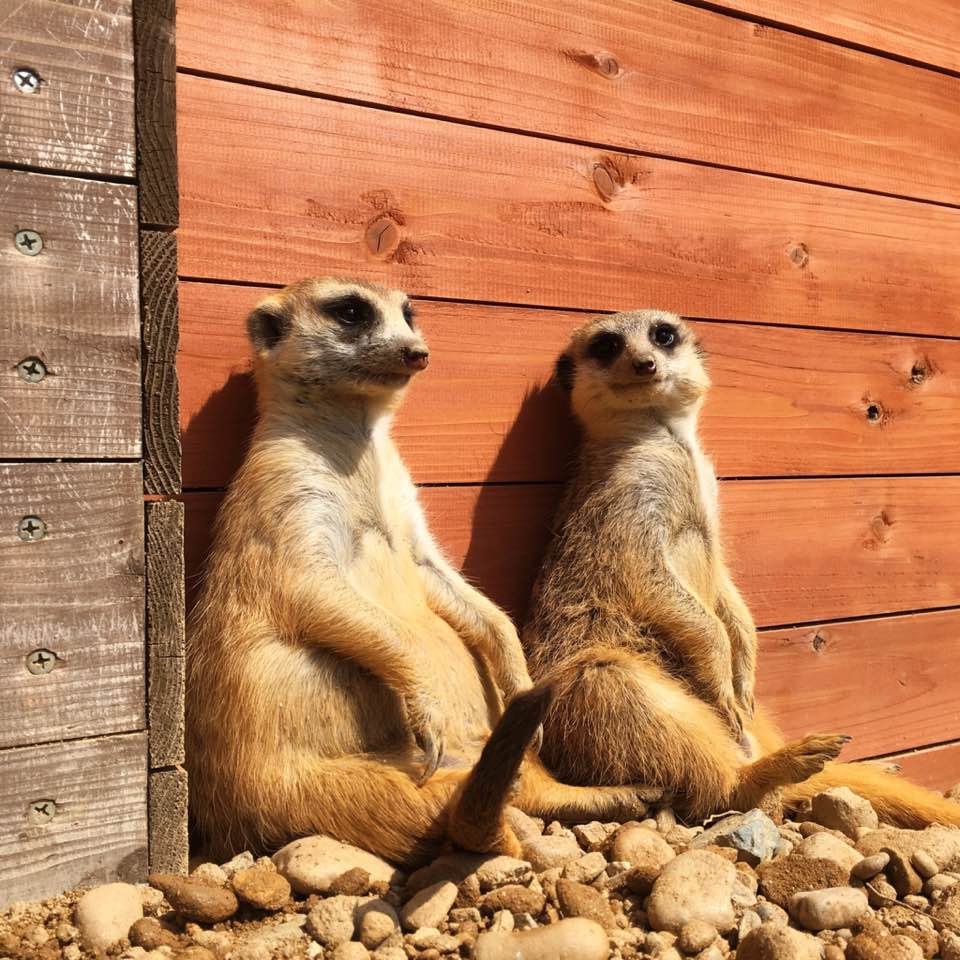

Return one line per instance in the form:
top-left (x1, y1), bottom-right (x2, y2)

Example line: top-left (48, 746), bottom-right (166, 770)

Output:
top-left (26, 649), bottom-right (56, 675)
top-left (18, 515), bottom-right (46, 540)
top-left (16, 356), bottom-right (46, 383)
top-left (12, 67), bottom-right (40, 94)
top-left (26, 799), bottom-right (57, 825)
top-left (14, 229), bottom-right (43, 256)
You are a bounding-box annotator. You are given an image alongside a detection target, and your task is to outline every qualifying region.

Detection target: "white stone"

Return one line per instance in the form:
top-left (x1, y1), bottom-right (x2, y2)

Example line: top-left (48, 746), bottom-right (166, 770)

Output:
top-left (75, 883), bottom-right (144, 952)
top-left (646, 850), bottom-right (737, 934)
top-left (788, 886), bottom-right (869, 931)
top-left (273, 836), bottom-right (400, 894)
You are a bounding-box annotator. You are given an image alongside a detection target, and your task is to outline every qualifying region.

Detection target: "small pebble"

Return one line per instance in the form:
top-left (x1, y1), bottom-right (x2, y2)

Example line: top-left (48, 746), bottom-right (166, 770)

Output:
top-left (852, 853), bottom-right (890, 881)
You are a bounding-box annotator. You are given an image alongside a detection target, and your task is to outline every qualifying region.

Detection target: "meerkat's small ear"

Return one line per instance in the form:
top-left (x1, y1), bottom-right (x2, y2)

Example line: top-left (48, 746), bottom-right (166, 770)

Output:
top-left (554, 353), bottom-right (575, 392)
top-left (247, 302), bottom-right (288, 352)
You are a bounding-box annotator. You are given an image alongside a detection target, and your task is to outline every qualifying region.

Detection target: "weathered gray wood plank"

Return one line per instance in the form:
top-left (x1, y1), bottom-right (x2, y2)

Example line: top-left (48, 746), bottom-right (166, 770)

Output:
top-left (0, 170), bottom-right (140, 458)
top-left (135, 0), bottom-right (178, 228)
top-left (141, 230), bottom-right (181, 494)
top-left (146, 500), bottom-right (184, 767)
top-left (0, 0), bottom-right (135, 176)
top-left (148, 766), bottom-right (188, 874)
top-left (0, 463), bottom-right (144, 749)
top-left (0, 732), bottom-right (148, 906)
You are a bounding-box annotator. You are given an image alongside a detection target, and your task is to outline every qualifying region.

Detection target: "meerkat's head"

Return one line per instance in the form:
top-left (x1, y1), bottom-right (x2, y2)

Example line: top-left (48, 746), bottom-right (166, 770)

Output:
top-left (555, 310), bottom-right (709, 431)
top-left (247, 277), bottom-right (429, 410)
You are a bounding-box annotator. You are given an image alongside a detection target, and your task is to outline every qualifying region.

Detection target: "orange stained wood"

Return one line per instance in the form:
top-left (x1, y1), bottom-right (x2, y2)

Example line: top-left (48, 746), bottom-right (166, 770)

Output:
top-left (757, 611), bottom-right (960, 762)
top-left (177, 73), bottom-right (960, 338)
top-left (883, 742), bottom-right (960, 792)
top-left (179, 281), bottom-right (960, 488)
top-left (183, 476), bottom-right (960, 631)
top-left (715, 0), bottom-right (960, 74)
top-left (175, 0), bottom-right (960, 204)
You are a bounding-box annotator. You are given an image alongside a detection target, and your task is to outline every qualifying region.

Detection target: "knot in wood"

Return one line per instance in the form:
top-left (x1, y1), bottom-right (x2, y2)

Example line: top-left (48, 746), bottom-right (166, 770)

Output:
top-left (865, 402), bottom-right (882, 423)
top-left (910, 363), bottom-right (927, 384)
top-left (789, 243), bottom-right (809, 268)
top-left (592, 163), bottom-right (620, 202)
top-left (364, 216), bottom-right (400, 258)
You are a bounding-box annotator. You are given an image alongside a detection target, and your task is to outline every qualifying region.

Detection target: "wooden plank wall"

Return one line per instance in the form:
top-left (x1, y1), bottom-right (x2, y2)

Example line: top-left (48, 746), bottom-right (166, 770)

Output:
top-left (175, 2), bottom-right (960, 787)
top-left (0, 0), bottom-right (184, 904)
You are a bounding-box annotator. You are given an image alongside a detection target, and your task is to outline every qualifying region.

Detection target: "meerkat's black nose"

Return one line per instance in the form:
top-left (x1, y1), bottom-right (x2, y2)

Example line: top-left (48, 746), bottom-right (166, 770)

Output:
top-left (633, 356), bottom-right (657, 376)
top-left (402, 347), bottom-right (430, 371)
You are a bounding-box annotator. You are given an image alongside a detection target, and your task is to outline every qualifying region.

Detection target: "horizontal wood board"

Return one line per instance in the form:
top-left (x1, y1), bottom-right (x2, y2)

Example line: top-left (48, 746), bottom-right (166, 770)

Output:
top-left (714, 0), bottom-right (960, 74)
top-left (0, 0), bottom-right (135, 176)
top-left (884, 742), bottom-right (960, 791)
top-left (176, 0), bottom-right (960, 204)
top-left (0, 733), bottom-right (148, 906)
top-left (177, 74), bottom-right (960, 338)
top-left (180, 282), bottom-right (960, 487)
top-left (0, 170), bottom-right (140, 458)
top-left (0, 463), bottom-right (145, 749)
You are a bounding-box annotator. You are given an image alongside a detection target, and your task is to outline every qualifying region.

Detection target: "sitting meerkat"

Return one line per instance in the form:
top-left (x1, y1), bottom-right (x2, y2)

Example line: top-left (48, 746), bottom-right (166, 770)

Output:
top-left (525, 310), bottom-right (960, 827)
top-left (186, 279), bottom-right (659, 863)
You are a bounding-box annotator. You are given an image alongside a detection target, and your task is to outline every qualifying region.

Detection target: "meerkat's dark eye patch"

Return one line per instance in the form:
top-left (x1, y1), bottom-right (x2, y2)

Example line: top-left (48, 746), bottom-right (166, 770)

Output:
top-left (247, 304), bottom-right (288, 351)
top-left (402, 301), bottom-right (416, 329)
top-left (323, 294), bottom-right (378, 330)
top-left (586, 331), bottom-right (625, 366)
top-left (555, 353), bottom-right (575, 392)
top-left (650, 323), bottom-right (679, 349)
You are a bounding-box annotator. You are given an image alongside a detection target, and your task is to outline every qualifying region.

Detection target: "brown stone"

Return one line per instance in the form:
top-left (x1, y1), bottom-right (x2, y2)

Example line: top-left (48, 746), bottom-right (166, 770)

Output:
top-left (148, 873), bottom-right (239, 923)
top-left (756, 856), bottom-right (848, 908)
top-left (477, 884), bottom-right (545, 917)
top-left (882, 848), bottom-right (924, 898)
top-left (555, 879), bottom-right (616, 930)
top-left (329, 867), bottom-right (373, 896)
top-left (128, 917), bottom-right (178, 950)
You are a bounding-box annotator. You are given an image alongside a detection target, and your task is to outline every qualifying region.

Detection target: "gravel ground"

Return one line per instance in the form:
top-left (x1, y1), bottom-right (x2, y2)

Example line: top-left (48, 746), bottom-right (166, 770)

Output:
top-left (4, 785), bottom-right (960, 959)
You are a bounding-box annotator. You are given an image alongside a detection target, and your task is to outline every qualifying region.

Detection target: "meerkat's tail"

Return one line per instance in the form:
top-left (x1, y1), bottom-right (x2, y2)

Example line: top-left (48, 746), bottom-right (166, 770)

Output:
top-left (783, 761), bottom-right (960, 828)
top-left (446, 684), bottom-right (553, 855)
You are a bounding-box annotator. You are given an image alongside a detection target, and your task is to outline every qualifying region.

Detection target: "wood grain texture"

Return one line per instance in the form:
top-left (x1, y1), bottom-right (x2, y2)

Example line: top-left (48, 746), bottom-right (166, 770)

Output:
top-left (758, 610), bottom-right (960, 762)
top-left (176, 0), bottom-right (960, 205)
top-left (179, 281), bottom-right (960, 488)
top-left (146, 501), bottom-right (184, 769)
top-left (148, 766), bottom-right (188, 874)
top-left (183, 476), bottom-right (960, 630)
top-left (0, 732), bottom-right (148, 906)
top-left (177, 74), bottom-right (960, 337)
top-left (142, 230), bottom-right (181, 494)
top-left (135, 0), bottom-right (178, 227)
top-left (714, 0), bottom-right (960, 74)
top-left (0, 463), bottom-right (144, 750)
top-left (882, 742), bottom-right (960, 792)
top-left (0, 0), bottom-right (134, 176)
top-left (0, 170), bottom-right (140, 458)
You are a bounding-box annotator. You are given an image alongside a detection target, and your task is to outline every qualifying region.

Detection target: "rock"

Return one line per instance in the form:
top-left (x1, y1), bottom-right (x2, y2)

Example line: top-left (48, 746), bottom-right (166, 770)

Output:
top-left (911, 850), bottom-right (939, 880)
top-left (737, 924), bottom-right (822, 960)
top-left (931, 886), bottom-right (960, 927)
top-left (148, 874), bottom-right (238, 923)
top-left (788, 887), bottom-right (869, 931)
top-left (857, 826), bottom-right (960, 872)
top-left (691, 810), bottom-right (781, 865)
top-left (657, 808), bottom-right (678, 833)
top-left (231, 864), bottom-right (291, 910)
top-left (474, 917), bottom-right (608, 960)
top-left (846, 932), bottom-right (924, 960)
top-left (356, 899), bottom-right (399, 950)
top-left (478, 884), bottom-right (546, 917)
top-left (795, 832), bottom-right (861, 873)
top-left (408, 927), bottom-right (460, 952)
top-left (739, 910), bottom-right (762, 940)
top-left (74, 882), bottom-right (145, 952)
top-left (866, 877), bottom-right (898, 909)
top-left (852, 853), bottom-right (890, 881)
top-left (942, 931), bottom-right (960, 960)
top-left (883, 847), bottom-right (924, 897)
top-left (755, 901), bottom-right (790, 925)
top-left (554, 879), bottom-right (615, 929)
top-left (330, 867), bottom-right (374, 896)
top-left (273, 836), bottom-right (400, 895)
top-left (190, 862), bottom-right (228, 886)
top-left (757, 855), bottom-right (848, 908)
top-left (925, 873), bottom-right (958, 897)
top-left (128, 918), bottom-right (178, 950)
top-left (505, 807), bottom-right (542, 842)
top-left (646, 850), bottom-right (737, 934)
top-left (562, 852), bottom-right (607, 884)
top-left (232, 919), bottom-right (309, 959)
top-left (572, 822), bottom-right (618, 853)
top-left (332, 944), bottom-right (370, 960)
top-left (612, 825), bottom-right (675, 894)
top-left (400, 880), bottom-right (458, 931)
top-left (178, 948), bottom-right (218, 960)
top-left (306, 895), bottom-right (368, 948)
top-left (677, 919), bottom-right (717, 953)
top-left (220, 851), bottom-right (255, 878)
top-left (810, 788), bottom-right (879, 838)
top-left (522, 835), bottom-right (582, 872)
top-left (474, 856), bottom-right (533, 891)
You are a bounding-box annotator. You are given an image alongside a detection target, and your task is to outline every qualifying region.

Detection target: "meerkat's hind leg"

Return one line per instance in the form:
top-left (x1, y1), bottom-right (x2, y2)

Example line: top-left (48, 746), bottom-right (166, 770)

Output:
top-left (733, 733), bottom-right (852, 811)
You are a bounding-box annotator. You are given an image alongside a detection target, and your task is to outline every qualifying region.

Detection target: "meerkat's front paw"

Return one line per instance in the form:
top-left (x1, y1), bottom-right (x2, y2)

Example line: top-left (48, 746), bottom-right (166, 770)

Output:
top-left (735, 677), bottom-right (756, 720)
top-left (406, 693), bottom-right (447, 785)
top-left (786, 733), bottom-right (852, 780)
top-left (716, 691), bottom-right (745, 742)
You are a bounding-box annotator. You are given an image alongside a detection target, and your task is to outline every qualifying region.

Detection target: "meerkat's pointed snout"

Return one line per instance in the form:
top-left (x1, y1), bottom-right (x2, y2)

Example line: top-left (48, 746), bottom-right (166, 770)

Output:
top-left (402, 346), bottom-right (430, 371)
top-left (633, 354), bottom-right (657, 376)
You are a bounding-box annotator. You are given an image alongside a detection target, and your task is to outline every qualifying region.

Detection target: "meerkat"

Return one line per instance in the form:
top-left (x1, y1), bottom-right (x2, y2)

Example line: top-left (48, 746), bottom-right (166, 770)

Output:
top-left (186, 279), bottom-right (660, 864)
top-left (524, 310), bottom-right (960, 828)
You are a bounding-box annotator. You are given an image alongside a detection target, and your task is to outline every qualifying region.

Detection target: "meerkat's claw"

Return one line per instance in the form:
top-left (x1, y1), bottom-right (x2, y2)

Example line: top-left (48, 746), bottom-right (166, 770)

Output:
top-left (530, 723), bottom-right (544, 756)
top-left (416, 727), bottom-right (444, 785)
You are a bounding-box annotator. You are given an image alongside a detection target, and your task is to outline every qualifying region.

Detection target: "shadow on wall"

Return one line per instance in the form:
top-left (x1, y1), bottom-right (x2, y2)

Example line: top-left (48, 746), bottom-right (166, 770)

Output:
top-left (459, 376), bottom-right (578, 627)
